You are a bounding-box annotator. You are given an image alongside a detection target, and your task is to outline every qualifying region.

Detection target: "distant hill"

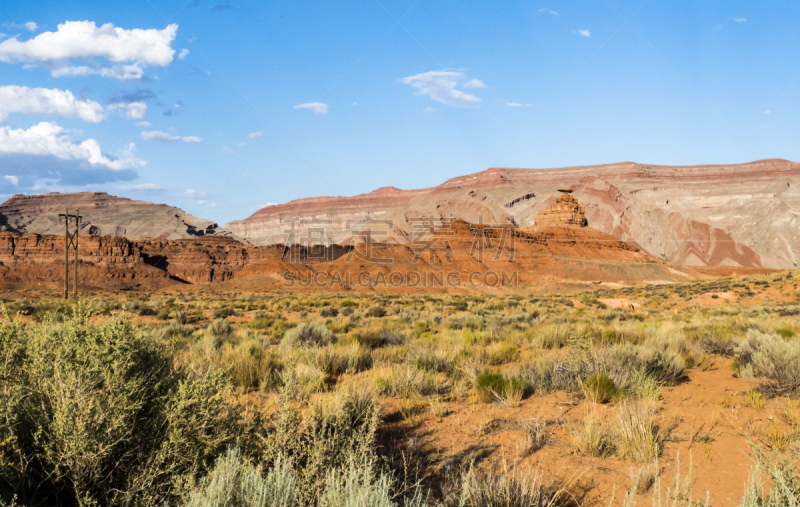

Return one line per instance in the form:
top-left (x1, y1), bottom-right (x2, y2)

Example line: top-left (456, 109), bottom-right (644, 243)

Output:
top-left (0, 192), bottom-right (234, 240)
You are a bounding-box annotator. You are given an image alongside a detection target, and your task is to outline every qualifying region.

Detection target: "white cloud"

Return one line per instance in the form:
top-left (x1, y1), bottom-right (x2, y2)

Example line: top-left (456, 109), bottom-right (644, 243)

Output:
top-left (463, 78), bottom-right (486, 89)
top-left (141, 130), bottom-right (201, 143)
top-left (248, 131), bottom-right (262, 139)
top-left (50, 63), bottom-right (145, 80)
top-left (184, 188), bottom-right (209, 198)
top-left (135, 121), bottom-right (151, 127)
top-left (4, 175), bottom-right (18, 185)
top-left (293, 102), bottom-right (328, 114)
top-left (117, 183), bottom-right (161, 191)
top-left (237, 142), bottom-right (246, 147)
top-left (108, 101), bottom-right (147, 119)
top-left (0, 122), bottom-right (145, 170)
top-left (549, 11), bottom-right (558, 15)
top-left (4, 22), bottom-right (38, 32)
top-left (764, 109), bottom-right (771, 114)
top-left (733, 18), bottom-right (747, 23)
top-left (0, 21), bottom-right (178, 80)
top-left (424, 107), bottom-right (435, 113)
top-left (506, 102), bottom-right (523, 107)
top-left (537, 8), bottom-right (557, 15)
top-left (178, 48), bottom-right (189, 60)
top-left (0, 85), bottom-right (105, 122)
top-left (400, 70), bottom-right (482, 107)
top-left (579, 30), bottom-right (591, 37)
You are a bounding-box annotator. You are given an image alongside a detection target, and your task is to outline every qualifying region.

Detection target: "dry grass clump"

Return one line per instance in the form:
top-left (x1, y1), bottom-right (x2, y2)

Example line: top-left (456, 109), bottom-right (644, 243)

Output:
top-left (573, 412), bottom-right (613, 458)
top-left (520, 418), bottom-right (552, 455)
top-left (614, 401), bottom-right (662, 463)
top-left (453, 464), bottom-right (576, 507)
top-left (280, 323), bottom-right (336, 352)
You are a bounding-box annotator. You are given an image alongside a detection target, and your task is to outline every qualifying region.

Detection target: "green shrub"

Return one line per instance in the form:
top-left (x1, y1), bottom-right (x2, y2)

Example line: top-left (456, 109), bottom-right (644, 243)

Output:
top-left (474, 373), bottom-right (528, 403)
top-left (185, 447), bottom-right (299, 507)
top-left (341, 300), bottom-right (358, 308)
top-left (735, 330), bottom-right (800, 395)
top-left (365, 306), bottom-right (387, 318)
top-left (160, 319), bottom-right (195, 340)
top-left (208, 318), bottom-right (234, 339)
top-left (248, 318), bottom-right (274, 330)
top-left (776, 327), bottom-right (795, 339)
top-left (213, 307), bottom-right (235, 319)
top-left (223, 341), bottom-right (282, 391)
top-left (261, 389), bottom-right (381, 505)
top-left (320, 307), bottom-right (339, 318)
top-left (0, 314), bottom-right (248, 506)
top-left (583, 373), bottom-right (625, 403)
top-left (321, 458), bottom-right (428, 507)
top-left (281, 324), bottom-right (336, 352)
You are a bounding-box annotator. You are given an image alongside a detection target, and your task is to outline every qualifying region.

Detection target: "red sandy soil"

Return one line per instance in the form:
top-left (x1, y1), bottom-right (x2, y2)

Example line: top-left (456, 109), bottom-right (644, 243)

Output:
top-left (371, 363), bottom-right (784, 506)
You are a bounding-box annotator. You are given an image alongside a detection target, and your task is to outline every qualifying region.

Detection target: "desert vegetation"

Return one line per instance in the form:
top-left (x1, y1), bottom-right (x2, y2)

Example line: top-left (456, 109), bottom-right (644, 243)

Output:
top-left (1, 272), bottom-right (800, 505)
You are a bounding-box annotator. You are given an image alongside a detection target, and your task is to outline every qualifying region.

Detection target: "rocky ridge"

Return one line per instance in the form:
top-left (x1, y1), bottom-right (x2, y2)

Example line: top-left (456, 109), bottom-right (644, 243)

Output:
top-left (0, 192), bottom-right (233, 240)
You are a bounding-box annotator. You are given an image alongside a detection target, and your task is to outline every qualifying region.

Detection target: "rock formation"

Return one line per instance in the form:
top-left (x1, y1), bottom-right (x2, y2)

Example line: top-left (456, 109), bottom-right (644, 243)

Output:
top-left (226, 159), bottom-right (792, 268)
top-left (0, 192), bottom-right (233, 240)
top-left (533, 189), bottom-right (588, 228)
top-left (0, 216), bottom-right (691, 293)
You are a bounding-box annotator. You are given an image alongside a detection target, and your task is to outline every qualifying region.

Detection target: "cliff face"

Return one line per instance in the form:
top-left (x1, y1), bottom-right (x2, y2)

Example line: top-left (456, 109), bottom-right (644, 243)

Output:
top-left (0, 232), bottom-right (351, 289)
top-left (227, 159), bottom-right (795, 268)
top-left (0, 192), bottom-right (234, 240)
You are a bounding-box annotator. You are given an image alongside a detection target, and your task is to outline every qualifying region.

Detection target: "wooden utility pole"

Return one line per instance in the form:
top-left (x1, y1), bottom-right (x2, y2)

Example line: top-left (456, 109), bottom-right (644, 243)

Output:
top-left (58, 207), bottom-right (82, 299)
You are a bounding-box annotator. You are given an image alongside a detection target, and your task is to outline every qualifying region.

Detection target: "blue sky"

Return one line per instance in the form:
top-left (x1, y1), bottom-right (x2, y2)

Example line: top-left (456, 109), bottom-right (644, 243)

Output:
top-left (0, 0), bottom-right (798, 224)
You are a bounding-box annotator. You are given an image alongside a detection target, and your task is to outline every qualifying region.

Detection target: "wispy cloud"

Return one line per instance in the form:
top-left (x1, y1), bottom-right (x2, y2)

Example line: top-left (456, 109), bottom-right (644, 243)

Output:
top-left (400, 70), bottom-right (483, 107)
top-left (178, 48), bottom-right (189, 59)
top-left (3, 22), bottom-right (38, 32)
top-left (732, 17), bottom-right (747, 23)
top-left (108, 102), bottom-right (147, 120)
top-left (117, 183), bottom-right (161, 191)
top-left (140, 130), bottom-right (201, 143)
top-left (248, 131), bottom-right (262, 139)
top-left (538, 8), bottom-right (558, 15)
top-left (293, 102), bottom-right (328, 114)
top-left (578, 30), bottom-right (591, 37)
top-left (463, 79), bottom-right (486, 89)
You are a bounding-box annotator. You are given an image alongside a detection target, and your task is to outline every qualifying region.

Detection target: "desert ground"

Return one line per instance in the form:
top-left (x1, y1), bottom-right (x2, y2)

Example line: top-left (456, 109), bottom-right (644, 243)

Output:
top-left (2, 269), bottom-right (799, 506)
